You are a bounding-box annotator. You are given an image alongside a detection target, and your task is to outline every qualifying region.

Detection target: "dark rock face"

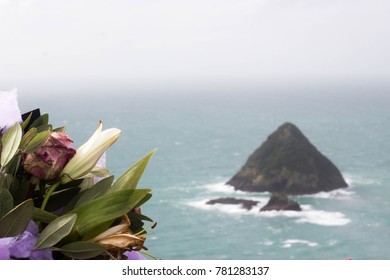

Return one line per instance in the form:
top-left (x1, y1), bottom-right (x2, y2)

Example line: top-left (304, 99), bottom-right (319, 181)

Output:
top-left (260, 193), bottom-right (301, 211)
top-left (227, 122), bottom-right (348, 195)
top-left (206, 197), bottom-right (259, 210)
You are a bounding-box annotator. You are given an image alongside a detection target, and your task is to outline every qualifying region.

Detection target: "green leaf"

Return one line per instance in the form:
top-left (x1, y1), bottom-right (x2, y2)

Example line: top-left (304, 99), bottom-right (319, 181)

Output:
top-left (0, 188), bottom-right (14, 220)
top-left (21, 112), bottom-right (32, 130)
top-left (19, 127), bottom-right (38, 149)
top-left (24, 130), bottom-right (51, 153)
top-left (53, 126), bottom-right (66, 133)
top-left (57, 241), bottom-right (106, 259)
top-left (9, 177), bottom-right (30, 205)
top-left (0, 199), bottom-right (33, 237)
top-left (70, 189), bottom-right (151, 240)
top-left (36, 124), bottom-right (53, 133)
top-left (29, 113), bottom-right (49, 128)
top-left (133, 192), bottom-right (152, 208)
top-left (0, 173), bottom-right (9, 189)
top-left (110, 149), bottom-right (156, 192)
top-left (1, 122), bottom-right (22, 167)
top-left (0, 171), bottom-right (15, 190)
top-left (4, 153), bottom-right (21, 177)
top-left (44, 187), bottom-right (81, 213)
top-left (32, 207), bottom-right (58, 224)
top-left (36, 213), bottom-right (77, 249)
top-left (75, 176), bottom-right (114, 208)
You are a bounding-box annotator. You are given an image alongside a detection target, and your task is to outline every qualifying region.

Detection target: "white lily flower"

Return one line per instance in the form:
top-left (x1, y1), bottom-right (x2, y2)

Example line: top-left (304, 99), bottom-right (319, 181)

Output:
top-left (60, 121), bottom-right (121, 184)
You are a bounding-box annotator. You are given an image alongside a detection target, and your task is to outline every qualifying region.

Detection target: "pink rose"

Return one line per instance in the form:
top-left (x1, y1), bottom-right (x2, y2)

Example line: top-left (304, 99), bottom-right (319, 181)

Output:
top-left (22, 132), bottom-right (76, 183)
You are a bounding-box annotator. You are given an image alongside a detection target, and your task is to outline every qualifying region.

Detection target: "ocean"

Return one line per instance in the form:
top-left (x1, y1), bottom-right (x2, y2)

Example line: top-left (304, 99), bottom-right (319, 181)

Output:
top-left (19, 85), bottom-right (390, 259)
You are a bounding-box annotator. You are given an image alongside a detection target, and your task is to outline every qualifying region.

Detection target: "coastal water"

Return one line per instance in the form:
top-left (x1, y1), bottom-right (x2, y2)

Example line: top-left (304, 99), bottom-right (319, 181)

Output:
top-left (18, 85), bottom-right (390, 259)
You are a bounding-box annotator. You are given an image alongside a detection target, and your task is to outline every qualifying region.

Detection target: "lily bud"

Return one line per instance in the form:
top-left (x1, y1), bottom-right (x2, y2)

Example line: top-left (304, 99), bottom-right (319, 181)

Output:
top-left (22, 132), bottom-right (76, 183)
top-left (60, 122), bottom-right (121, 184)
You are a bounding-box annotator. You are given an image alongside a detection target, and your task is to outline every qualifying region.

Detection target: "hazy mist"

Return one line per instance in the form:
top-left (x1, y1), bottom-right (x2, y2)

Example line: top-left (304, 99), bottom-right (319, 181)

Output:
top-left (1, 0), bottom-right (390, 95)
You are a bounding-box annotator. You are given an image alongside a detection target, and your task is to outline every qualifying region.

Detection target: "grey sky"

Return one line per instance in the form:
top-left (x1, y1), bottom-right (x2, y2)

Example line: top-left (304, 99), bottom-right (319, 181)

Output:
top-left (1, 0), bottom-right (389, 92)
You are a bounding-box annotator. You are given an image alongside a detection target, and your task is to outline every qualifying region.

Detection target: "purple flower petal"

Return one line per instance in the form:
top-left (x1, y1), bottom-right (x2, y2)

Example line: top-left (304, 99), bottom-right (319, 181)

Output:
top-left (0, 237), bottom-right (13, 260)
top-left (0, 221), bottom-right (53, 260)
top-left (124, 251), bottom-right (146, 260)
top-left (26, 220), bottom-right (39, 238)
top-left (0, 89), bottom-right (22, 131)
top-left (29, 248), bottom-right (53, 260)
top-left (9, 231), bottom-right (36, 259)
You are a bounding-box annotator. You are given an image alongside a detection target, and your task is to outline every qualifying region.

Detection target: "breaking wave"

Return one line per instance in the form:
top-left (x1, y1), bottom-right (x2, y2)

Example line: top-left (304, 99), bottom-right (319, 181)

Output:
top-left (201, 181), bottom-right (248, 195)
top-left (187, 200), bottom-right (351, 227)
top-left (281, 239), bottom-right (318, 248)
top-left (344, 173), bottom-right (382, 187)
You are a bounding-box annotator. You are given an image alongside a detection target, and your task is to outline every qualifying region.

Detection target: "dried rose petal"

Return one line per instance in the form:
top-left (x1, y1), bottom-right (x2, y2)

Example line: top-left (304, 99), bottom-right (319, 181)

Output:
top-left (23, 132), bottom-right (76, 183)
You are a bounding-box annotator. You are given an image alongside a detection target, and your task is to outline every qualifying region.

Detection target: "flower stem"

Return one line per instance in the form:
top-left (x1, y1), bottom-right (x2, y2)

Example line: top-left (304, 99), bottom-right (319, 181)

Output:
top-left (40, 182), bottom-right (61, 211)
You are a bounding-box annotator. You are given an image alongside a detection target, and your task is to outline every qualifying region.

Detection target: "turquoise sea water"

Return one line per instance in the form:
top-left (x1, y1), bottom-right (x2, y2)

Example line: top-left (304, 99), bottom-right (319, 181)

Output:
top-left (19, 86), bottom-right (390, 259)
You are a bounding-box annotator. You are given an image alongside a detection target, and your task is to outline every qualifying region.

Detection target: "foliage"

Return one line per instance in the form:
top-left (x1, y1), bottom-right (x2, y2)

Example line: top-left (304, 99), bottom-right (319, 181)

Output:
top-left (0, 109), bottom-right (156, 260)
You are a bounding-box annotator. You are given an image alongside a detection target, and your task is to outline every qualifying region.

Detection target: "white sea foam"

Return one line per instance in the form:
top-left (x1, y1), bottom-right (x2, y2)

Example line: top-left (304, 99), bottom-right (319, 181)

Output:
top-left (259, 240), bottom-right (274, 246)
top-left (302, 188), bottom-right (354, 200)
top-left (187, 199), bottom-right (262, 215)
top-left (201, 180), bottom-right (356, 200)
top-left (191, 179), bottom-right (353, 226)
top-left (187, 200), bottom-right (351, 227)
top-left (201, 181), bottom-right (249, 195)
top-left (281, 239), bottom-right (318, 248)
top-left (344, 174), bottom-right (381, 186)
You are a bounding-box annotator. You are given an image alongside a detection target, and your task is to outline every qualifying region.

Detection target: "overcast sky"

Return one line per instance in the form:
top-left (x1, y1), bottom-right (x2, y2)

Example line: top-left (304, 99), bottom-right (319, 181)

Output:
top-left (1, 0), bottom-right (389, 93)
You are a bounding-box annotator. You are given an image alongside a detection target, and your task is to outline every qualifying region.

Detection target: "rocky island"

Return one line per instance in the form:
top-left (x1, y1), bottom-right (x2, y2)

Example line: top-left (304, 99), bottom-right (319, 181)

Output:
top-left (260, 193), bottom-right (301, 211)
top-left (206, 198), bottom-right (259, 210)
top-left (207, 122), bottom-right (348, 212)
top-left (226, 122), bottom-right (348, 195)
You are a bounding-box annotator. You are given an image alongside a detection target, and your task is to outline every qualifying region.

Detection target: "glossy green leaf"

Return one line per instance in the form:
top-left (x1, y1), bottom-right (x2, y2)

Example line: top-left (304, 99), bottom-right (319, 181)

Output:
top-left (0, 188), bottom-right (14, 220)
top-left (29, 113), bottom-right (49, 128)
top-left (44, 187), bottom-right (81, 213)
top-left (19, 127), bottom-right (38, 149)
top-left (57, 241), bottom-right (106, 259)
top-left (0, 173), bottom-right (14, 190)
top-left (75, 176), bottom-right (114, 208)
top-left (4, 153), bottom-right (21, 177)
top-left (110, 149), bottom-right (156, 192)
top-left (134, 192), bottom-right (152, 208)
top-left (0, 174), bottom-right (8, 189)
top-left (53, 126), bottom-right (66, 133)
top-left (21, 113), bottom-right (32, 130)
top-left (1, 122), bottom-right (22, 167)
top-left (24, 130), bottom-right (51, 153)
top-left (0, 199), bottom-right (33, 237)
top-left (32, 207), bottom-right (58, 224)
top-left (36, 124), bottom-right (53, 133)
top-left (70, 189), bottom-right (151, 240)
top-left (36, 213), bottom-right (77, 249)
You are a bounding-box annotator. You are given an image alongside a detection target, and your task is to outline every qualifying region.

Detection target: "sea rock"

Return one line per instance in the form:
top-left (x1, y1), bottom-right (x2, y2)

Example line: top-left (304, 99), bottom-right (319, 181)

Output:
top-left (206, 197), bottom-right (259, 210)
top-left (260, 193), bottom-right (301, 211)
top-left (227, 122), bottom-right (348, 195)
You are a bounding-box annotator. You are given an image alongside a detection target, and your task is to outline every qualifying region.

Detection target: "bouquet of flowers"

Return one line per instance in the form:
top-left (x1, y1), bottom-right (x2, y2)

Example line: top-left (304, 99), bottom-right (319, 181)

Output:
top-left (0, 91), bottom-right (156, 260)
